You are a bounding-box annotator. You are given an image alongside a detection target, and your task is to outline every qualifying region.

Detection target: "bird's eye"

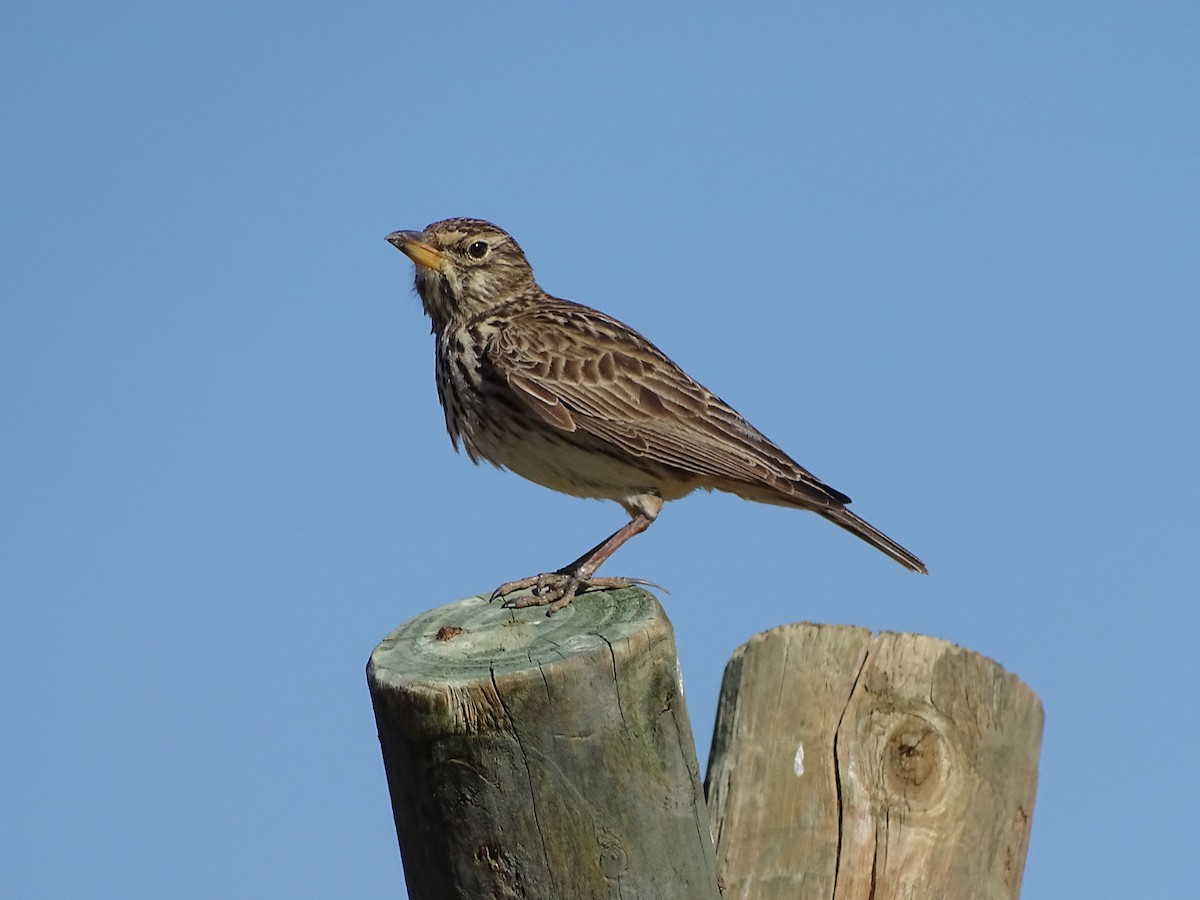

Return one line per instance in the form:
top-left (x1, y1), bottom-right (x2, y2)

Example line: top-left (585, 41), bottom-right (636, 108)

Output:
top-left (466, 240), bottom-right (489, 259)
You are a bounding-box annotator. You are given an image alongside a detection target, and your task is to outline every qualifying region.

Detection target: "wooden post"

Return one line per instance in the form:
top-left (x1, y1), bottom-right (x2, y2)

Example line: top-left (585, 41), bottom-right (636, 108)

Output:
top-left (704, 623), bottom-right (1044, 899)
top-left (366, 587), bottom-right (720, 900)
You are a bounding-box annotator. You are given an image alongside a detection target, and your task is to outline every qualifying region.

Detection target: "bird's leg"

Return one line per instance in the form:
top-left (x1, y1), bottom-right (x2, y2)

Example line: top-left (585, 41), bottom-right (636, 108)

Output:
top-left (492, 512), bottom-right (655, 614)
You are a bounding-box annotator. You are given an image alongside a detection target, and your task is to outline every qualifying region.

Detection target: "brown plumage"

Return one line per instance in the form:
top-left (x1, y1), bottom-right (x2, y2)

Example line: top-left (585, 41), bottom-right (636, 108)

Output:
top-left (387, 217), bottom-right (926, 613)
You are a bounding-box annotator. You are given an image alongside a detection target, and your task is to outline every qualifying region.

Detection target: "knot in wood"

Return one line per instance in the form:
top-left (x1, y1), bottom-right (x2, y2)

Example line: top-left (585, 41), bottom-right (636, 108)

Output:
top-left (599, 842), bottom-right (630, 878)
top-left (881, 713), bottom-right (949, 811)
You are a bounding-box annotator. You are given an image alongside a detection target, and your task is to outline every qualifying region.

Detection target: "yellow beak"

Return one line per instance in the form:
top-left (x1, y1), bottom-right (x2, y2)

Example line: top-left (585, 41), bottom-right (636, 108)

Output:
top-left (386, 231), bottom-right (446, 272)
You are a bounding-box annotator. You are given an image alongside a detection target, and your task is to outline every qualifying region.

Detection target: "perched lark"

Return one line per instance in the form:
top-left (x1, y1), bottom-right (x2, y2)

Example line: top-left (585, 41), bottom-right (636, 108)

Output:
top-left (387, 218), bottom-right (926, 613)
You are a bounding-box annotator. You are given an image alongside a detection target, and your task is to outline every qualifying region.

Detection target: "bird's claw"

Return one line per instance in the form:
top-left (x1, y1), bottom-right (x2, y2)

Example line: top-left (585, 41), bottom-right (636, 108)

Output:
top-left (490, 573), bottom-right (641, 615)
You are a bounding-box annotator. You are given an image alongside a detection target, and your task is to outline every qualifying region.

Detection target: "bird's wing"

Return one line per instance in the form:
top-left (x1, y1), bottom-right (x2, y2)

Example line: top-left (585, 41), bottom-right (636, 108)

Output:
top-left (485, 301), bottom-right (849, 507)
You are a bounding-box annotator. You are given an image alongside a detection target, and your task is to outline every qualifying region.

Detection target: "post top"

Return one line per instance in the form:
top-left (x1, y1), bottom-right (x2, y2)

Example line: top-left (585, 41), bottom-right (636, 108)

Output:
top-left (368, 586), bottom-right (666, 689)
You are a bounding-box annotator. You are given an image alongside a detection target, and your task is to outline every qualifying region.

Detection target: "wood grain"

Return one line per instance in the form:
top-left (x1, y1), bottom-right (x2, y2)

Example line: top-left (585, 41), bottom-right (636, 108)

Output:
top-left (705, 624), bottom-right (1043, 900)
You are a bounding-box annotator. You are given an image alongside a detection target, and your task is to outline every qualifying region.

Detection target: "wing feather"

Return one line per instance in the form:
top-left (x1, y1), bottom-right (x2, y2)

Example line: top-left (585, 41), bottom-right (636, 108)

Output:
top-left (485, 301), bottom-right (848, 507)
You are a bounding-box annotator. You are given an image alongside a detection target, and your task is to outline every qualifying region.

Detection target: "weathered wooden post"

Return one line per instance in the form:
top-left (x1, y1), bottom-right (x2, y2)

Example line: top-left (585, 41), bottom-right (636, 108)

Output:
top-left (367, 587), bottom-right (720, 900)
top-left (704, 623), bottom-right (1043, 899)
top-left (369, 600), bottom-right (1043, 899)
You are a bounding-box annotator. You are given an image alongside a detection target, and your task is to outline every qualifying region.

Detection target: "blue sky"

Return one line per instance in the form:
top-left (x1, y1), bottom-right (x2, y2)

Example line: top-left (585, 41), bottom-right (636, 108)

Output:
top-left (3, 3), bottom-right (1197, 896)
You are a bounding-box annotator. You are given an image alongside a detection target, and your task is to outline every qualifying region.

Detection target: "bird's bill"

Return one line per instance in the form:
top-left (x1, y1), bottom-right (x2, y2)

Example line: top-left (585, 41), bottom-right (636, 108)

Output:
top-left (386, 231), bottom-right (445, 272)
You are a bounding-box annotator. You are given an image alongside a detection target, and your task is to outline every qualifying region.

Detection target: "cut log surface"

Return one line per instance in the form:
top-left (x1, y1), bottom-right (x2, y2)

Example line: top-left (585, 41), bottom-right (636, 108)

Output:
top-left (705, 624), bottom-right (1043, 900)
top-left (367, 587), bottom-right (720, 900)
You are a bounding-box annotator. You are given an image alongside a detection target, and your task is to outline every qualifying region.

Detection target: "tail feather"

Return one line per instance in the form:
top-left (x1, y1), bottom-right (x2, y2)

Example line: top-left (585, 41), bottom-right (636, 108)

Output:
top-left (818, 506), bottom-right (928, 574)
top-left (717, 476), bottom-right (927, 573)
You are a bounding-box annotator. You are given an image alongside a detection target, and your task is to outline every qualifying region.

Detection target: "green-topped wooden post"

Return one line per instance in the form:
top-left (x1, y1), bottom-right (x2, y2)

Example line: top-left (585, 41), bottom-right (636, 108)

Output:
top-left (366, 587), bottom-right (720, 900)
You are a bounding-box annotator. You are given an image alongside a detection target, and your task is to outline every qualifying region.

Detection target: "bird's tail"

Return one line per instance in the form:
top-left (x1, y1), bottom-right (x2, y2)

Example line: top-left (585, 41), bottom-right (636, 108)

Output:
top-left (817, 506), bottom-right (928, 574)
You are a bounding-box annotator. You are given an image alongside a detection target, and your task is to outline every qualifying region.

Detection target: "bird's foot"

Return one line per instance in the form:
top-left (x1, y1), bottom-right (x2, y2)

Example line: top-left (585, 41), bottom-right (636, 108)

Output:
top-left (490, 573), bottom-right (636, 616)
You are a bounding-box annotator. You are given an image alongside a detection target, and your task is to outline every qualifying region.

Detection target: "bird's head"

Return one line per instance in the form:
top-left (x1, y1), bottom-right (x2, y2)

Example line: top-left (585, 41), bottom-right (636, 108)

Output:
top-left (386, 218), bottom-right (536, 332)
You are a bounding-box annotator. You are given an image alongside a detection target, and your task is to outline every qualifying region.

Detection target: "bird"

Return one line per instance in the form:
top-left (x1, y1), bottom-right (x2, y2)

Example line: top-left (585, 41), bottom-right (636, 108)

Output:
top-left (387, 217), bottom-right (926, 614)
